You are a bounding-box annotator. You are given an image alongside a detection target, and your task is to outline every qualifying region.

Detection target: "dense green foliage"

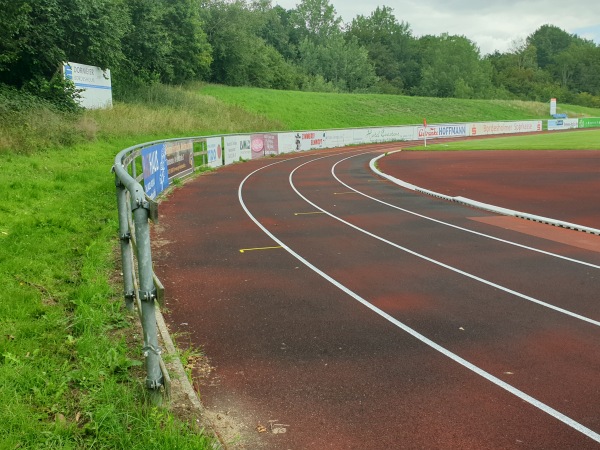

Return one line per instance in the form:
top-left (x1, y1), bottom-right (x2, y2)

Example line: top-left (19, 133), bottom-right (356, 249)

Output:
top-left (1, 0), bottom-right (599, 108)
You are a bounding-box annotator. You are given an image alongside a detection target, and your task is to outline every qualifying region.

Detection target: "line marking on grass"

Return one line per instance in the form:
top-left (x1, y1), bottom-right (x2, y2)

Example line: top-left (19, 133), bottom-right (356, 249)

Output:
top-left (239, 246), bottom-right (283, 253)
top-left (294, 212), bottom-right (325, 216)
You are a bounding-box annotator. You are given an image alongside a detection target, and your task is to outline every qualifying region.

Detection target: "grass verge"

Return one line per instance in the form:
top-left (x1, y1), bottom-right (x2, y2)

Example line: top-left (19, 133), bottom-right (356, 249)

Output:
top-left (0, 140), bottom-right (216, 448)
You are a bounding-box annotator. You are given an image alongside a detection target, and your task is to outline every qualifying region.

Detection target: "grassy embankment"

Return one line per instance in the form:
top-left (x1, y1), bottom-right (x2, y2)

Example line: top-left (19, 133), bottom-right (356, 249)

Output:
top-left (1, 83), bottom-right (599, 448)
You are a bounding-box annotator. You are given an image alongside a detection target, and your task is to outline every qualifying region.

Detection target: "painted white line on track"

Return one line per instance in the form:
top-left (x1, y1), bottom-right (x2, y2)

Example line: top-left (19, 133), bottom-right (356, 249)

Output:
top-left (238, 156), bottom-right (600, 444)
top-left (331, 153), bottom-right (600, 270)
top-left (291, 155), bottom-right (600, 327)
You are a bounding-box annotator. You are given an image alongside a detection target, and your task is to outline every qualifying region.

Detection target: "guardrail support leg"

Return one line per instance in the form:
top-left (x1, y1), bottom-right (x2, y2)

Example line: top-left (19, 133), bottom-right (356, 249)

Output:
top-left (115, 178), bottom-right (135, 312)
top-left (132, 202), bottom-right (163, 403)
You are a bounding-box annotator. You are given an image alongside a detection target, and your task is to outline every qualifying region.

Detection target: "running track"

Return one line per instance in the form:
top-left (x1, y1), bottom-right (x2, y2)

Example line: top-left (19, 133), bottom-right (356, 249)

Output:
top-left (154, 143), bottom-right (600, 449)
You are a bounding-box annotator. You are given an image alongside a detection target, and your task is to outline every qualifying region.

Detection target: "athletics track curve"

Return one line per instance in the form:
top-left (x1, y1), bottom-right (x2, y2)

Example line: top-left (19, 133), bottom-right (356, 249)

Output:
top-left (153, 142), bottom-right (600, 449)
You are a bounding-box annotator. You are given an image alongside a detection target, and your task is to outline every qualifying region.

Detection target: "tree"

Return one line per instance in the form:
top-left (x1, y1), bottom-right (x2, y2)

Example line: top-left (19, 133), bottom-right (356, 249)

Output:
top-left (200, 0), bottom-right (299, 89)
top-left (415, 34), bottom-right (494, 99)
top-left (346, 6), bottom-right (418, 93)
top-left (290, 0), bottom-right (342, 45)
top-left (527, 24), bottom-right (580, 70)
top-left (297, 34), bottom-right (377, 92)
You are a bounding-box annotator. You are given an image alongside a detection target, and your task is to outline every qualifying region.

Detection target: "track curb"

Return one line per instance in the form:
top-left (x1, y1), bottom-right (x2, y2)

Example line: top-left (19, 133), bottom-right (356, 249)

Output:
top-left (370, 152), bottom-right (600, 236)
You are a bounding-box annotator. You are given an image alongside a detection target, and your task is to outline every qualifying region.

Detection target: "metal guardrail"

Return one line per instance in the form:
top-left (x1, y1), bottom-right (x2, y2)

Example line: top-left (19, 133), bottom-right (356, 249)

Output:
top-left (112, 136), bottom-right (210, 402)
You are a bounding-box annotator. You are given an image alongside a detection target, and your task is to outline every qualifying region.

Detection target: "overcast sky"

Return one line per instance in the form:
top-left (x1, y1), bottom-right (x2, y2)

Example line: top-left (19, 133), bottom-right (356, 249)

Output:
top-left (274, 0), bottom-right (600, 55)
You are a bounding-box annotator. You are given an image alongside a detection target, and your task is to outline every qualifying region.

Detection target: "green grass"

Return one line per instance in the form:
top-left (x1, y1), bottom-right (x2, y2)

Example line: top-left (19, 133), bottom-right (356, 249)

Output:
top-left (413, 129), bottom-right (600, 151)
top-left (199, 84), bottom-right (600, 130)
top-left (1, 82), bottom-right (599, 448)
top-left (0, 140), bottom-right (216, 448)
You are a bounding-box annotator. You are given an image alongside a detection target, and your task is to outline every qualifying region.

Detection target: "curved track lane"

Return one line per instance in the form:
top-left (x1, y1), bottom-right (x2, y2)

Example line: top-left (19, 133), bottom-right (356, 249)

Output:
top-left (154, 145), bottom-right (600, 449)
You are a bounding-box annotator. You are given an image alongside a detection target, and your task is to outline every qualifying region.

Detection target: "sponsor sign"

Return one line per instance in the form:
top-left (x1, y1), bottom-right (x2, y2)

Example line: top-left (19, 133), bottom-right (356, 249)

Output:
top-left (579, 117), bottom-right (600, 129)
top-left (417, 124), bottom-right (468, 139)
top-left (249, 134), bottom-right (279, 159)
top-left (325, 129), bottom-right (354, 148)
top-left (142, 143), bottom-right (169, 199)
top-left (548, 119), bottom-right (579, 131)
top-left (63, 61), bottom-right (112, 109)
top-left (277, 133), bottom-right (297, 154)
top-left (470, 121), bottom-right (542, 136)
top-left (293, 131), bottom-right (326, 151)
top-left (206, 137), bottom-right (223, 168)
top-left (224, 135), bottom-right (251, 165)
top-left (165, 140), bottom-right (194, 179)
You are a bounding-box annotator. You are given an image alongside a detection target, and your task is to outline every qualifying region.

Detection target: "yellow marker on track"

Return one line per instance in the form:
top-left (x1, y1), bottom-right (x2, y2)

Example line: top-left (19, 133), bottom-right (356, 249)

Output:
top-left (294, 212), bottom-right (325, 216)
top-left (333, 191), bottom-right (358, 195)
top-left (239, 246), bottom-right (283, 253)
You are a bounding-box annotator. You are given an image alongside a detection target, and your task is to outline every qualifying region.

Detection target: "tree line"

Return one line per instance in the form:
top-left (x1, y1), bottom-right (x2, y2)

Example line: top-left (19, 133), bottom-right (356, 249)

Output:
top-left (1, 0), bottom-right (599, 109)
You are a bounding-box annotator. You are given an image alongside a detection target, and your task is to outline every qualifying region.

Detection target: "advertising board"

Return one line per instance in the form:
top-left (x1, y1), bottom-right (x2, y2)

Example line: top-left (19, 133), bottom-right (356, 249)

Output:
top-left (63, 61), bottom-right (112, 109)
top-left (548, 119), bottom-right (579, 131)
top-left (165, 140), bottom-right (194, 179)
top-left (470, 121), bottom-right (542, 136)
top-left (579, 118), bottom-right (600, 129)
top-left (142, 143), bottom-right (169, 199)
top-left (224, 135), bottom-right (252, 165)
top-left (206, 137), bottom-right (223, 168)
top-left (418, 124), bottom-right (469, 139)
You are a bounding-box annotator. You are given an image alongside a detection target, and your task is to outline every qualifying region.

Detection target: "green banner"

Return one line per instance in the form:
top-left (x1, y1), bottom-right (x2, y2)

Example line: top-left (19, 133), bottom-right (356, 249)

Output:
top-left (578, 117), bottom-right (600, 128)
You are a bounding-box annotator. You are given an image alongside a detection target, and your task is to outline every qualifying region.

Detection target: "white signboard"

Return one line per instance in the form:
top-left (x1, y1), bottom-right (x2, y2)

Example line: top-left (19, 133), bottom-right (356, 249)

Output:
top-left (469, 121), bottom-right (542, 137)
top-left (63, 61), bottom-right (112, 109)
top-left (417, 124), bottom-right (469, 140)
top-left (548, 118), bottom-right (579, 131)
top-left (277, 133), bottom-right (297, 154)
top-left (224, 135), bottom-right (251, 165)
top-left (206, 137), bottom-right (223, 168)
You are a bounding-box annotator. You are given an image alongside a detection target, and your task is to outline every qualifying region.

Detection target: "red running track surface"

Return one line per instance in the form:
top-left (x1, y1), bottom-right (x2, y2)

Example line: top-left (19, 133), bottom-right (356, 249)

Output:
top-left (153, 145), bottom-right (600, 449)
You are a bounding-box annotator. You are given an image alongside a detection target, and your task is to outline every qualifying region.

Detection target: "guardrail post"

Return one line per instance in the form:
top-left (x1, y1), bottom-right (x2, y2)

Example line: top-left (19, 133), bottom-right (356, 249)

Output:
top-left (131, 190), bottom-right (163, 402)
top-left (115, 176), bottom-right (135, 312)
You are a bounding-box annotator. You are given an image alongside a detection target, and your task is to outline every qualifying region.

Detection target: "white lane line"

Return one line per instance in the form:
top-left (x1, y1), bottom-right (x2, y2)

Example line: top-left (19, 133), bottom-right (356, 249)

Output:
top-left (331, 153), bottom-right (600, 270)
top-left (290, 156), bottom-right (600, 327)
top-left (238, 159), bottom-right (600, 444)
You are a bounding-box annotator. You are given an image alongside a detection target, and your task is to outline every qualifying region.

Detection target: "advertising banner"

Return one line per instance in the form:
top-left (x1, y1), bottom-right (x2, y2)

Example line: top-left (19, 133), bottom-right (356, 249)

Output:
top-left (325, 129), bottom-right (354, 148)
top-left (365, 126), bottom-right (417, 143)
top-left (63, 61), bottom-right (112, 109)
top-left (277, 133), bottom-right (296, 154)
top-left (142, 143), bottom-right (169, 199)
top-left (579, 118), bottom-right (600, 129)
top-left (550, 98), bottom-right (557, 116)
top-left (470, 121), bottom-right (542, 136)
top-left (206, 137), bottom-right (223, 168)
top-left (291, 131), bottom-right (326, 151)
top-left (224, 135), bottom-right (251, 165)
top-left (250, 134), bottom-right (279, 159)
top-left (165, 140), bottom-right (194, 179)
top-left (548, 119), bottom-right (579, 131)
top-left (418, 124), bottom-right (469, 140)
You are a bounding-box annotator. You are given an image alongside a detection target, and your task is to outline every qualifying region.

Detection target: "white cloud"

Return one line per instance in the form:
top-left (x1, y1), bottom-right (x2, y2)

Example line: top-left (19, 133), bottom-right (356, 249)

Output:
top-left (274, 0), bottom-right (600, 54)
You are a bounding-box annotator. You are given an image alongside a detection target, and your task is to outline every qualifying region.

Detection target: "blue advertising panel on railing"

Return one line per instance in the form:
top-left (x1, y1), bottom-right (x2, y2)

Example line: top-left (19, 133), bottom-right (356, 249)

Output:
top-left (142, 143), bottom-right (170, 199)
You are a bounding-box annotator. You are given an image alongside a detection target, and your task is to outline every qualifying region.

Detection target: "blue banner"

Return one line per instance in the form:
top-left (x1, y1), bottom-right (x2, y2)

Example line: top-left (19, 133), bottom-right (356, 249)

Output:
top-left (142, 144), bottom-right (170, 199)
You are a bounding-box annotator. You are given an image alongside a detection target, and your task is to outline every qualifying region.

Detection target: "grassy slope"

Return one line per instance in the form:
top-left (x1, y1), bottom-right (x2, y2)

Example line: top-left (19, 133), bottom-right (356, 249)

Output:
top-left (199, 84), bottom-right (600, 130)
top-left (1, 83), bottom-right (599, 448)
